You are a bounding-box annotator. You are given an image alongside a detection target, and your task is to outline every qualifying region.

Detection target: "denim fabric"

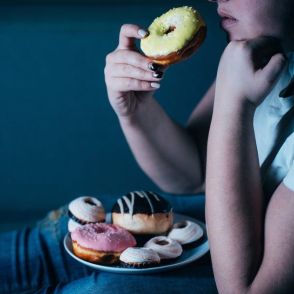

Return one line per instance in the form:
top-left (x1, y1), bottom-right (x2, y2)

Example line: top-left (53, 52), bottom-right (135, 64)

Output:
top-left (0, 194), bottom-right (217, 294)
top-left (0, 206), bottom-right (92, 293)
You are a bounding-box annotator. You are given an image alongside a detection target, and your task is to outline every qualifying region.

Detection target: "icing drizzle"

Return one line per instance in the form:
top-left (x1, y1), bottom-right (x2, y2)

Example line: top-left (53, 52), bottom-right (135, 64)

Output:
top-left (112, 191), bottom-right (172, 215)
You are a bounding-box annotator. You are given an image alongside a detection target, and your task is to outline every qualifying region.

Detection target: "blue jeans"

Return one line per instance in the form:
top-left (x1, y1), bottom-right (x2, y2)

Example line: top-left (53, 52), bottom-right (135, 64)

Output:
top-left (0, 194), bottom-right (217, 294)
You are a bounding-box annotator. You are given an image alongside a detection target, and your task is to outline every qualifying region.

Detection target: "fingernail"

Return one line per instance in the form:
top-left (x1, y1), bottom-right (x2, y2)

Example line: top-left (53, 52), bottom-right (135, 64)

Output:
top-left (138, 29), bottom-right (148, 38)
top-left (152, 71), bottom-right (163, 78)
top-left (148, 62), bottom-right (161, 71)
top-left (151, 82), bottom-right (160, 89)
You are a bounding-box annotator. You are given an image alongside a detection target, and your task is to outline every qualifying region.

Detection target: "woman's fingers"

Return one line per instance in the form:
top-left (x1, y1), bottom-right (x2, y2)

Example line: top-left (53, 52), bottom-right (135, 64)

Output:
top-left (107, 49), bottom-right (155, 72)
top-left (108, 63), bottom-right (163, 81)
top-left (109, 77), bottom-right (160, 92)
top-left (256, 53), bottom-right (286, 88)
top-left (117, 24), bottom-right (148, 50)
top-left (105, 23), bottom-right (166, 95)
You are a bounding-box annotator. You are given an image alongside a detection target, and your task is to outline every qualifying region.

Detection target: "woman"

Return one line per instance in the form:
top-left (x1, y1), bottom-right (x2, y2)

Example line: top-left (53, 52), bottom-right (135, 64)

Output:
top-left (105, 0), bottom-right (294, 293)
top-left (1, 0), bottom-right (294, 292)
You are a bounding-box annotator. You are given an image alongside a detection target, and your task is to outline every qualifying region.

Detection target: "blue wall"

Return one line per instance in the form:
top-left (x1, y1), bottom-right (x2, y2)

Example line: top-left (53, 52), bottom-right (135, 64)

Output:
top-left (0, 1), bottom-right (226, 230)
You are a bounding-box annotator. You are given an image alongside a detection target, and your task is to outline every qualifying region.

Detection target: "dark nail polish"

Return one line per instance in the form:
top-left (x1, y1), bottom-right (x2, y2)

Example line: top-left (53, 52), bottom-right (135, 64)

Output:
top-left (148, 62), bottom-right (161, 71)
top-left (152, 71), bottom-right (163, 78)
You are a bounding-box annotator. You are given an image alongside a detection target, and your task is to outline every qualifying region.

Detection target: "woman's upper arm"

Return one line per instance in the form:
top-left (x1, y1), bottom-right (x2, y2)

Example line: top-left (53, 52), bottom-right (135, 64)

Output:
top-left (186, 80), bottom-right (216, 179)
top-left (247, 182), bottom-right (294, 294)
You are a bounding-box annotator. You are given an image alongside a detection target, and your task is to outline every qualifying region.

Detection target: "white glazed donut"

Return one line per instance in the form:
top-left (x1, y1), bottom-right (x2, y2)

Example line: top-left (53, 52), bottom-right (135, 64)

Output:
top-left (168, 220), bottom-right (203, 245)
top-left (119, 247), bottom-right (160, 267)
top-left (68, 196), bottom-right (105, 232)
top-left (144, 236), bottom-right (182, 259)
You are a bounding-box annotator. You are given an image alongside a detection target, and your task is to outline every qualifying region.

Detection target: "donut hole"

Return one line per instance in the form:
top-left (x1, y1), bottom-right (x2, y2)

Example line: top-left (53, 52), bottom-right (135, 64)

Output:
top-left (84, 198), bottom-right (96, 206)
top-left (174, 221), bottom-right (188, 229)
top-left (155, 239), bottom-right (169, 246)
top-left (164, 26), bottom-right (176, 35)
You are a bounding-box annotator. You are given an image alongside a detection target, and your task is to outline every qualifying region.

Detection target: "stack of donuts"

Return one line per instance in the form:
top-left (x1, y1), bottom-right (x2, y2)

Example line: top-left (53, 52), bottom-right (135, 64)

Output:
top-left (68, 191), bottom-right (204, 268)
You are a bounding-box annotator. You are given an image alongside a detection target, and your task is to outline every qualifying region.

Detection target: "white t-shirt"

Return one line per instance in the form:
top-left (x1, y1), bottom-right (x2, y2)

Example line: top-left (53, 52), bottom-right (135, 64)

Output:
top-left (254, 52), bottom-right (294, 196)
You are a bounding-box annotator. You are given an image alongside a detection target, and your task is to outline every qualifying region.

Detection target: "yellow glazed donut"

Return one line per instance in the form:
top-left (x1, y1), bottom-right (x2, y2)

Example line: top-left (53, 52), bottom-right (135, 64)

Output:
top-left (140, 6), bottom-right (206, 65)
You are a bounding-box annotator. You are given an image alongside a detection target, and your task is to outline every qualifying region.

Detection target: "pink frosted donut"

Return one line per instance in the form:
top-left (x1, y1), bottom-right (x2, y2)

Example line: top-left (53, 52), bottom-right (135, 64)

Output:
top-left (71, 223), bottom-right (136, 264)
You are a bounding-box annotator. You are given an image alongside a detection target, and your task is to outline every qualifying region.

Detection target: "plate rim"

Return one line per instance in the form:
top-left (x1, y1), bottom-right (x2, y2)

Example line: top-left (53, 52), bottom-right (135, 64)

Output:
top-left (63, 212), bottom-right (209, 274)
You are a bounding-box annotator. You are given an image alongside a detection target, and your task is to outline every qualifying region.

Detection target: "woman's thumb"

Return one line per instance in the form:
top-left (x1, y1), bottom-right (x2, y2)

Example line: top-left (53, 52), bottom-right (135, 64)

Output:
top-left (259, 53), bottom-right (287, 85)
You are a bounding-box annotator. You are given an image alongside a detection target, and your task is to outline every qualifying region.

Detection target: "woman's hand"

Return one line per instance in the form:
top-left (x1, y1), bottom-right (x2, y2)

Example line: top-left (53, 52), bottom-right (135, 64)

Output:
top-left (215, 37), bottom-right (286, 109)
top-left (104, 24), bottom-right (165, 118)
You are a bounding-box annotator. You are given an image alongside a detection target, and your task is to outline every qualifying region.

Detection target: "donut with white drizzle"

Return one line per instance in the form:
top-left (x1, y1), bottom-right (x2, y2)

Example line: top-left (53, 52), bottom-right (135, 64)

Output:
top-left (168, 220), bottom-right (203, 245)
top-left (112, 191), bottom-right (173, 235)
top-left (144, 236), bottom-right (183, 260)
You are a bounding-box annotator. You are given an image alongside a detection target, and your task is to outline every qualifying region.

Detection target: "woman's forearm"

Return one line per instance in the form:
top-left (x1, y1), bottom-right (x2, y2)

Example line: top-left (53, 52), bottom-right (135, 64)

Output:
top-left (119, 96), bottom-right (203, 194)
top-left (206, 100), bottom-right (264, 293)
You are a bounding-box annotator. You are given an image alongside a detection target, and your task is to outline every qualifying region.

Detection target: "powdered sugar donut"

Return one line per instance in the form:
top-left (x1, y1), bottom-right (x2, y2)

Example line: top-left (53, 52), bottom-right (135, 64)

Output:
top-left (168, 220), bottom-right (203, 245)
top-left (71, 223), bottom-right (136, 264)
top-left (68, 196), bottom-right (105, 232)
top-left (120, 247), bottom-right (160, 268)
top-left (144, 236), bottom-right (182, 260)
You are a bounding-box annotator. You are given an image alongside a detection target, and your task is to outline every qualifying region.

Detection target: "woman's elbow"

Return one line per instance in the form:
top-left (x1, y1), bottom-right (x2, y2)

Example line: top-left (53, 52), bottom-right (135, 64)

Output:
top-left (157, 180), bottom-right (205, 195)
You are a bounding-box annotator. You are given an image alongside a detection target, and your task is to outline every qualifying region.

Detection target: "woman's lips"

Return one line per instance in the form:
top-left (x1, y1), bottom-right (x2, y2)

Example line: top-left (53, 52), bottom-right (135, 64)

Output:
top-left (217, 9), bottom-right (238, 30)
top-left (221, 17), bottom-right (238, 29)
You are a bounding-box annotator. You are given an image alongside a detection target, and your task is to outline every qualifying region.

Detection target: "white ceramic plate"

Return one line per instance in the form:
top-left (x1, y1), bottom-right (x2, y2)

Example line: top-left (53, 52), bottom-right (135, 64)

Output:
top-left (64, 213), bottom-right (209, 274)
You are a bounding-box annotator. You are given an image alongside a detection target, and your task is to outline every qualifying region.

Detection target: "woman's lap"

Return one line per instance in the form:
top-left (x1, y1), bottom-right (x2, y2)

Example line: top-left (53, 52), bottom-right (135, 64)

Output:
top-left (0, 194), bottom-right (216, 293)
top-left (0, 205), bottom-right (92, 293)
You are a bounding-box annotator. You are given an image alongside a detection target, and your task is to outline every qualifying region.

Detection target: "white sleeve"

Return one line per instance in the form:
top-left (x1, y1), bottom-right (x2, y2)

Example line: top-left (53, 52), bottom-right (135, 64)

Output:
top-left (283, 164), bottom-right (294, 191)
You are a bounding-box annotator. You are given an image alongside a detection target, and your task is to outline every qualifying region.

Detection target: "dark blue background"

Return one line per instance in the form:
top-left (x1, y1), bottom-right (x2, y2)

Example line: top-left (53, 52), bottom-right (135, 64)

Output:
top-left (0, 0), bottom-right (226, 230)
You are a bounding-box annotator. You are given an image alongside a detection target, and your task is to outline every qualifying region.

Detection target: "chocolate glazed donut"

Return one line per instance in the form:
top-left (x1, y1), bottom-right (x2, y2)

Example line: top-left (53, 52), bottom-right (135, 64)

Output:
top-left (112, 191), bottom-right (173, 245)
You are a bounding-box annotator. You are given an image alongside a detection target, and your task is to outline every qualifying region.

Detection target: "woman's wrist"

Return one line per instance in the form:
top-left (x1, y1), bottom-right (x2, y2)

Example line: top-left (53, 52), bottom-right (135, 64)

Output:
top-left (118, 95), bottom-right (158, 128)
top-left (214, 93), bottom-right (256, 116)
